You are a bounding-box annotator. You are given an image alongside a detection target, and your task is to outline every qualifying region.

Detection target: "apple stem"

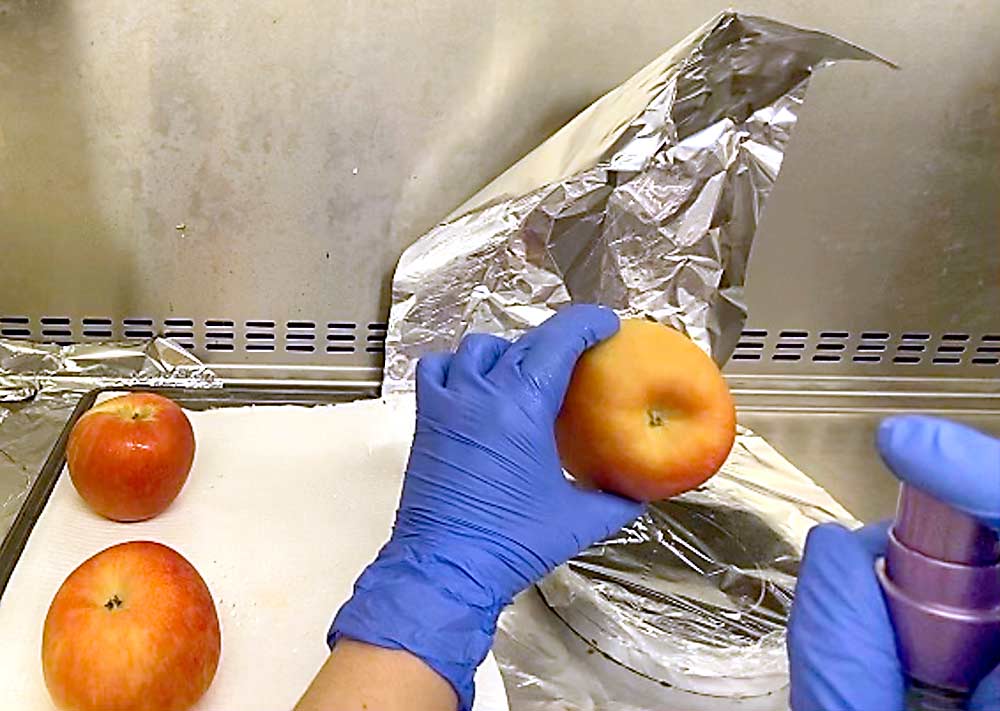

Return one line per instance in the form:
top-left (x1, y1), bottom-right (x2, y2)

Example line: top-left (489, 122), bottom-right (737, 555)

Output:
top-left (648, 409), bottom-right (665, 427)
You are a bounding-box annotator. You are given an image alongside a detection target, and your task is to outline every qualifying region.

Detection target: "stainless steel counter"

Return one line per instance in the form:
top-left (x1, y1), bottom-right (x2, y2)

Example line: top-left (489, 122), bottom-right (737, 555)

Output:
top-left (733, 375), bottom-right (1000, 522)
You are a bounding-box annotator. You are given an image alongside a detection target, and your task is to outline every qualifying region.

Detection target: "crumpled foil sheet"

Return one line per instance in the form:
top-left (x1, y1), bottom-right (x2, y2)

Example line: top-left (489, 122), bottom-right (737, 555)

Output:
top-left (497, 428), bottom-right (858, 711)
top-left (383, 11), bottom-right (889, 393)
top-left (380, 9), bottom-right (886, 708)
top-left (0, 338), bottom-right (217, 538)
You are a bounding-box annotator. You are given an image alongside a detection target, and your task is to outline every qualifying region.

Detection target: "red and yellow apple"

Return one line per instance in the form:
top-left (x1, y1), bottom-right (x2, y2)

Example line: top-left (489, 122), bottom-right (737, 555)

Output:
top-left (66, 392), bottom-right (195, 521)
top-left (556, 318), bottom-right (736, 501)
top-left (42, 541), bottom-right (221, 711)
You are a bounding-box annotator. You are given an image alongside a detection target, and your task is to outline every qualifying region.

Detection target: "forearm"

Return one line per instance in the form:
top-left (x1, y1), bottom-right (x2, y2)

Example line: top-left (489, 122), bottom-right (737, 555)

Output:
top-left (294, 639), bottom-right (457, 711)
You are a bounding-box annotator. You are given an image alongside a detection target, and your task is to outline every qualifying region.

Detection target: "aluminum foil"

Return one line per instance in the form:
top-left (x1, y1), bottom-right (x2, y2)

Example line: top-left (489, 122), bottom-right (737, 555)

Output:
top-left (380, 10), bottom-right (887, 708)
top-left (383, 11), bottom-right (889, 393)
top-left (0, 338), bottom-right (217, 538)
top-left (497, 428), bottom-right (859, 711)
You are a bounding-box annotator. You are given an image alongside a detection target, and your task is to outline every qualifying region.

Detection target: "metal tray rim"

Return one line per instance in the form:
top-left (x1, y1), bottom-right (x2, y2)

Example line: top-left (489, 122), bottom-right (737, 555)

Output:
top-left (0, 383), bottom-right (375, 598)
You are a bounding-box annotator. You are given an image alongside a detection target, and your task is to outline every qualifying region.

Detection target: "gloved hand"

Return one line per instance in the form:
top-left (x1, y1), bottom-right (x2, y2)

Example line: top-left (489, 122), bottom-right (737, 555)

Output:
top-left (330, 305), bottom-right (644, 710)
top-left (788, 416), bottom-right (1000, 711)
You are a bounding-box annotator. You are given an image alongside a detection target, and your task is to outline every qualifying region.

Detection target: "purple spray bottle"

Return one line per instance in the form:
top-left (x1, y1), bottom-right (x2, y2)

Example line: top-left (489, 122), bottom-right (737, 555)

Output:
top-left (876, 484), bottom-right (1000, 709)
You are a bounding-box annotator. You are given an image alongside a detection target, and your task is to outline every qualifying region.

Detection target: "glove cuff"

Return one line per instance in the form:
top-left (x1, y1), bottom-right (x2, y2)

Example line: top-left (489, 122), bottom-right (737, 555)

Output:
top-left (328, 542), bottom-right (505, 711)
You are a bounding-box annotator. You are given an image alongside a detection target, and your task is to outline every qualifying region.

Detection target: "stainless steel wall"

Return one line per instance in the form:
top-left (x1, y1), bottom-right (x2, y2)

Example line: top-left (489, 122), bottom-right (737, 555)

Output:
top-left (2, 1), bottom-right (997, 377)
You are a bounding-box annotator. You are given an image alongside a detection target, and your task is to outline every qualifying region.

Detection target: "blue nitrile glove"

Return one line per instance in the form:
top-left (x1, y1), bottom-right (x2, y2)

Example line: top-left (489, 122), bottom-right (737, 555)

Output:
top-left (788, 416), bottom-right (1000, 711)
top-left (329, 305), bottom-right (645, 710)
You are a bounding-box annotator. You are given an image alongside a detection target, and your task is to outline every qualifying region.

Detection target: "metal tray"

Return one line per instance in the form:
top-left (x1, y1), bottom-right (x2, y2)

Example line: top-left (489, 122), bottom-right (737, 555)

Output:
top-left (5, 374), bottom-right (999, 601)
top-left (0, 383), bottom-right (375, 599)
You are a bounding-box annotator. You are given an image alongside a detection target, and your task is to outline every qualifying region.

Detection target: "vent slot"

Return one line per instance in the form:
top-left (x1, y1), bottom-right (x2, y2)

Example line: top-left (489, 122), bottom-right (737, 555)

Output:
top-left (285, 320), bottom-right (318, 354)
top-left (1, 328), bottom-right (31, 338)
top-left (41, 317), bottom-right (72, 339)
top-left (366, 323), bottom-right (388, 355)
top-left (81, 316), bottom-right (112, 339)
top-left (326, 322), bottom-right (357, 354)
top-left (159, 318), bottom-right (195, 349)
top-left (244, 319), bottom-right (276, 353)
top-left (732, 329), bottom-right (767, 362)
top-left (123, 318), bottom-right (154, 339)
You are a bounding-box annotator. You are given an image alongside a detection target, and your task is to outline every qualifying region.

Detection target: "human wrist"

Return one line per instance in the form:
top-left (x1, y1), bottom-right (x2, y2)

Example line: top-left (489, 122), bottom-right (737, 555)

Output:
top-left (328, 542), bottom-right (504, 711)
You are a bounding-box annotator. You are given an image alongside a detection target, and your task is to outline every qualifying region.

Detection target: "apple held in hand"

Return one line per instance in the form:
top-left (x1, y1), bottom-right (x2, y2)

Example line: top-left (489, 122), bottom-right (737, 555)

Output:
top-left (42, 541), bottom-right (221, 711)
top-left (556, 318), bottom-right (736, 501)
top-left (67, 392), bottom-right (195, 521)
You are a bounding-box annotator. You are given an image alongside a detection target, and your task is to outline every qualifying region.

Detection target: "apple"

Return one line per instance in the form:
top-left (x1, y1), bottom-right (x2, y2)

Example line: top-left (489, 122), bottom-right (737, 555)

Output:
top-left (556, 318), bottom-right (736, 501)
top-left (42, 541), bottom-right (221, 711)
top-left (66, 392), bottom-right (195, 521)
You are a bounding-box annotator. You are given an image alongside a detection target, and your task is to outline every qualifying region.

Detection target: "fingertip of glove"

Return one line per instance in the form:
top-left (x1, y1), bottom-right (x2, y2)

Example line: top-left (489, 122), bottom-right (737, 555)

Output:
top-left (562, 303), bottom-right (619, 341)
top-left (803, 521), bottom-right (851, 551)
top-left (876, 414), bottom-right (931, 454)
top-left (416, 352), bottom-right (451, 387)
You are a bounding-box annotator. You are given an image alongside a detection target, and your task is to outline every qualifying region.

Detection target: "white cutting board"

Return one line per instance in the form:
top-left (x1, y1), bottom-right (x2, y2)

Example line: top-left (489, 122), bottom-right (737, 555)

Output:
top-left (0, 393), bottom-right (509, 711)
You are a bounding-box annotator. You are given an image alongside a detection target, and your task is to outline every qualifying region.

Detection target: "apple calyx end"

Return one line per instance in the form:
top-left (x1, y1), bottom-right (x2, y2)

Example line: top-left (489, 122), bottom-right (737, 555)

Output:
top-left (103, 594), bottom-right (124, 611)
top-left (119, 405), bottom-right (155, 422)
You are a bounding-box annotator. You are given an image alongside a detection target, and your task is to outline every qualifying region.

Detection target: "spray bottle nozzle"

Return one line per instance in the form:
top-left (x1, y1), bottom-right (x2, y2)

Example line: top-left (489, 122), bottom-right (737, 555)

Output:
top-left (876, 484), bottom-right (1000, 694)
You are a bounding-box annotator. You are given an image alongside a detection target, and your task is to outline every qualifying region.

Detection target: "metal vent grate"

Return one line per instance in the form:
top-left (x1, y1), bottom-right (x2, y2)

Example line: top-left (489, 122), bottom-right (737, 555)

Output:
top-left (245, 320), bottom-right (276, 353)
top-left (1, 316), bottom-right (998, 373)
top-left (731, 329), bottom-right (1000, 368)
top-left (367, 322), bottom-right (387, 355)
top-left (326, 322), bottom-right (356, 354)
top-left (285, 321), bottom-right (317, 354)
top-left (0, 315), bottom-right (377, 358)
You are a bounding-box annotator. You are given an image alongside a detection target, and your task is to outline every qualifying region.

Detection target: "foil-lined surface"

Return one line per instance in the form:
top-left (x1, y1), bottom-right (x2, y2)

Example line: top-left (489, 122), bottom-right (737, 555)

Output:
top-left (383, 11), bottom-right (889, 393)
top-left (0, 338), bottom-right (217, 538)
top-left (497, 428), bottom-right (858, 711)
top-left (380, 10), bottom-right (886, 707)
